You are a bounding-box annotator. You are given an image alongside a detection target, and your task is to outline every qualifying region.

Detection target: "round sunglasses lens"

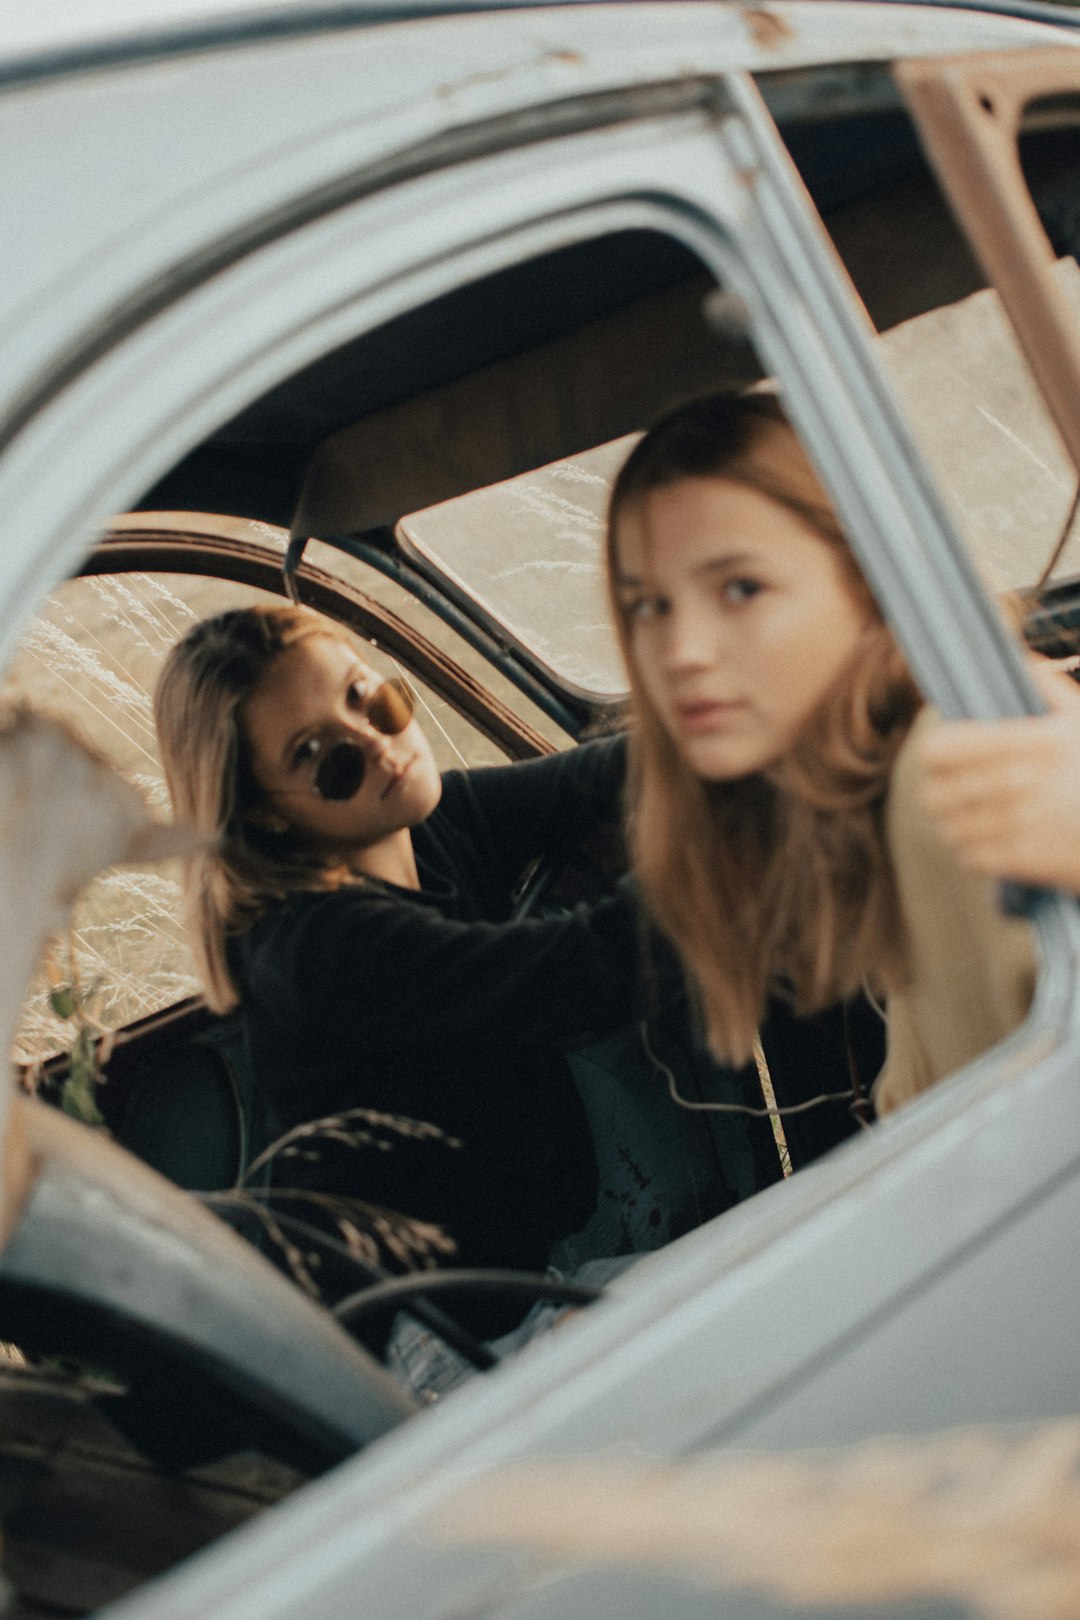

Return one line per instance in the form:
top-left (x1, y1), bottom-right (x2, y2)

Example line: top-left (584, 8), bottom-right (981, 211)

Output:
top-left (315, 742), bottom-right (366, 801)
top-left (367, 677), bottom-right (414, 736)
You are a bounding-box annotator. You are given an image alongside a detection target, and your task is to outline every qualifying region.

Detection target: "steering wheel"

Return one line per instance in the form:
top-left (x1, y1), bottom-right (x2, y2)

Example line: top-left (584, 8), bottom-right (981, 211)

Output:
top-left (0, 1098), bottom-right (415, 1474)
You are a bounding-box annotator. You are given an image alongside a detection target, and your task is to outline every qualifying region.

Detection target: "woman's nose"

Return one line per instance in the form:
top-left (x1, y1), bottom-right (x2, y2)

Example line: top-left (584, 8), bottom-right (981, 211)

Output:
top-left (661, 603), bottom-right (715, 673)
top-left (341, 715), bottom-right (393, 759)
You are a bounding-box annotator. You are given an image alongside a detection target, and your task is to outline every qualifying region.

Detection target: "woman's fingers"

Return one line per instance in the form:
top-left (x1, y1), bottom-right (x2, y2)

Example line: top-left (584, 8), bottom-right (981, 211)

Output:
top-left (918, 658), bottom-right (1080, 786)
top-left (922, 714), bottom-right (1053, 773)
top-left (919, 701), bottom-right (1080, 893)
top-left (920, 729), bottom-right (1054, 812)
top-left (923, 797), bottom-right (1041, 875)
top-left (1030, 653), bottom-right (1080, 711)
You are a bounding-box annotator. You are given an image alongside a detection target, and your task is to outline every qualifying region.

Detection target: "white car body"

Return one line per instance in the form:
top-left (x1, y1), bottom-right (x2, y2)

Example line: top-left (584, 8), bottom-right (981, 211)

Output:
top-left (3, 4), bottom-right (1080, 1617)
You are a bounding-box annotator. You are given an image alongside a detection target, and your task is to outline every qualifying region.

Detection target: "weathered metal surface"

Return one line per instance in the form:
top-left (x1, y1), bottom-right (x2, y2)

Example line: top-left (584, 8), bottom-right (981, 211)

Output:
top-left (0, 1), bottom-right (1062, 85)
top-left (898, 47), bottom-right (1080, 478)
top-left (879, 262), bottom-right (1080, 591)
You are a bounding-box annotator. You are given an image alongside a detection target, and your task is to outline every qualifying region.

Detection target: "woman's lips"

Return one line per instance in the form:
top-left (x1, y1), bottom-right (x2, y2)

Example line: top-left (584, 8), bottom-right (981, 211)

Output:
top-left (675, 700), bottom-right (746, 736)
top-left (380, 756), bottom-right (413, 798)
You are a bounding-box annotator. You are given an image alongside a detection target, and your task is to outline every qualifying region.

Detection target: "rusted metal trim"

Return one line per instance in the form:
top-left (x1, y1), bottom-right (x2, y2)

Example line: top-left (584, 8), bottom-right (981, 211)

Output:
top-left (896, 48), bottom-right (1080, 474)
top-left (87, 522), bottom-right (552, 760)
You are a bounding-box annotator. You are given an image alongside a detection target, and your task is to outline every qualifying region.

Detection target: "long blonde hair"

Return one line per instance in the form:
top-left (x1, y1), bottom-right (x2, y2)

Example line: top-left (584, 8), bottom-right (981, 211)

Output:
top-left (154, 603), bottom-right (360, 1012)
top-left (607, 393), bottom-right (921, 1064)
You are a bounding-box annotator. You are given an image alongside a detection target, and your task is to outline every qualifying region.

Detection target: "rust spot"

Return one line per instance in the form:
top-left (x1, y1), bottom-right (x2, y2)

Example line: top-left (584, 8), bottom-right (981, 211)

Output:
top-left (436, 63), bottom-right (516, 99)
top-left (743, 7), bottom-right (794, 50)
top-left (436, 46), bottom-right (583, 99)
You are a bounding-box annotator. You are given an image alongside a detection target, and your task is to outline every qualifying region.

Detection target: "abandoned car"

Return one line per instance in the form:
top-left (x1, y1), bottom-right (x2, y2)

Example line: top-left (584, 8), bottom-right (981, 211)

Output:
top-left (3, 1), bottom-right (1080, 1615)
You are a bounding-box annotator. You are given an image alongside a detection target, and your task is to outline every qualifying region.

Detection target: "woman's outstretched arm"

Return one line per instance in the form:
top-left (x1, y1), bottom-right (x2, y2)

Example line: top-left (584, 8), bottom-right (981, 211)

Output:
top-left (919, 660), bottom-right (1080, 895)
top-left (875, 709), bottom-right (1038, 1115)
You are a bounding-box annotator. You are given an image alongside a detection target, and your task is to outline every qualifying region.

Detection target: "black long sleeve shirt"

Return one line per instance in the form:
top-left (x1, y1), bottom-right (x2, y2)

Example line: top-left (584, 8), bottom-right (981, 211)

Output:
top-left (233, 737), bottom-right (640, 1291)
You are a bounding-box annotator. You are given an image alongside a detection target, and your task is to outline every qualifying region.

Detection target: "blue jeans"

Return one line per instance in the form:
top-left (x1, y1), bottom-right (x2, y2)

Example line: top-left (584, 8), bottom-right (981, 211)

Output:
top-left (385, 1255), bottom-right (639, 1402)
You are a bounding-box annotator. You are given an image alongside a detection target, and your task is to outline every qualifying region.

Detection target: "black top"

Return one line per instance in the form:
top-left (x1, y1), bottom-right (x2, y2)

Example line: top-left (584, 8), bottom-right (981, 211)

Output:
top-left (233, 736), bottom-right (642, 1295)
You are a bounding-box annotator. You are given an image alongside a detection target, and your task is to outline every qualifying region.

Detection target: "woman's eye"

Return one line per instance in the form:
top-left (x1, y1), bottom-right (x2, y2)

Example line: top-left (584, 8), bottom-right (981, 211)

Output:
top-left (721, 577), bottom-right (762, 605)
top-left (624, 595), bottom-right (667, 625)
top-left (345, 681), bottom-right (367, 710)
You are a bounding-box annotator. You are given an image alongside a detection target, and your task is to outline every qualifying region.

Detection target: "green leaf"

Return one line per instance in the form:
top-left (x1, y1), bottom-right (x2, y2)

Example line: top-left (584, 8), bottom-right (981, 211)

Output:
top-left (60, 1069), bottom-right (104, 1127)
top-left (61, 1030), bottom-right (104, 1128)
top-left (49, 987), bottom-right (77, 1020)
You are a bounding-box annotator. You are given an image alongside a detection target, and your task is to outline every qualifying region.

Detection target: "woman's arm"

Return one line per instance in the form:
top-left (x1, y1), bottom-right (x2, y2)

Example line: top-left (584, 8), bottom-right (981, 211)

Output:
top-left (440, 734), bottom-right (628, 894)
top-left (258, 874), bottom-right (644, 1059)
top-left (874, 709), bottom-right (1038, 1115)
top-left (919, 661), bottom-right (1080, 895)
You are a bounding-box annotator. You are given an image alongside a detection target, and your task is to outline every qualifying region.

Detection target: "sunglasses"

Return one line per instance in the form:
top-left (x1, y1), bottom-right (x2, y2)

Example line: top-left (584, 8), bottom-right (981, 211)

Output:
top-left (308, 676), bottom-right (415, 801)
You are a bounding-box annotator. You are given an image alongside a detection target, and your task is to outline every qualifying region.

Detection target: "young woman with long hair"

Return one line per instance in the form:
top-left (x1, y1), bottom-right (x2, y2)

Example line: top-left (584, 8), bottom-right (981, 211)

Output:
top-left (606, 391), bottom-right (1037, 1115)
top-left (154, 602), bottom-right (645, 1333)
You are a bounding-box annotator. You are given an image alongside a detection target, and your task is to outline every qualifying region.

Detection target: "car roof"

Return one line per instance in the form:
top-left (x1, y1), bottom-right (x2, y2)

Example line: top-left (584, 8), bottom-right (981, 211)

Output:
top-left (0, 1), bottom-right (540, 85)
top-left (0, 1), bottom-right (427, 63)
top-left (2, 0), bottom-right (1076, 85)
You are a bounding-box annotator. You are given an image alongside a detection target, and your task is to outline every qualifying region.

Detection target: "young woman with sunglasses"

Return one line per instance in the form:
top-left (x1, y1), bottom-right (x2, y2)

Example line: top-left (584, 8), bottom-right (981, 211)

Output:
top-left (154, 603), bottom-right (645, 1336)
top-left (605, 390), bottom-right (1038, 1116)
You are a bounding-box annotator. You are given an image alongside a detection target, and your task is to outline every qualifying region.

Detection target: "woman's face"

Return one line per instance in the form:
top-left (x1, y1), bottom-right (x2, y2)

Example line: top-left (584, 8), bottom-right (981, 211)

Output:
top-left (614, 476), bottom-right (874, 781)
top-left (242, 633), bottom-right (442, 863)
